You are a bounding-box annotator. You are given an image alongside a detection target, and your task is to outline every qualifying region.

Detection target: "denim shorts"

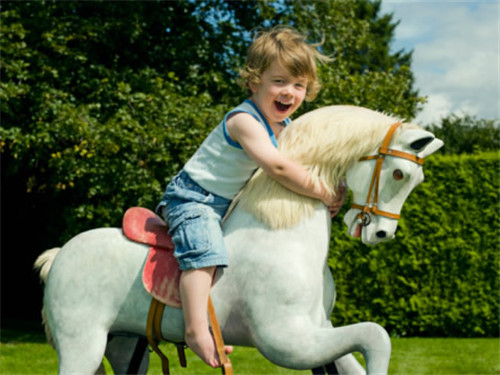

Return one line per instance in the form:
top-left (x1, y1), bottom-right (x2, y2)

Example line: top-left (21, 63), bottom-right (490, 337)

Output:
top-left (157, 170), bottom-right (231, 271)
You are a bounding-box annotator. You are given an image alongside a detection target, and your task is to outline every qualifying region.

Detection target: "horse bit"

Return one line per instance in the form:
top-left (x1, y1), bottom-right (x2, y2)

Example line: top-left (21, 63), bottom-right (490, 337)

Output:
top-left (351, 122), bottom-right (425, 226)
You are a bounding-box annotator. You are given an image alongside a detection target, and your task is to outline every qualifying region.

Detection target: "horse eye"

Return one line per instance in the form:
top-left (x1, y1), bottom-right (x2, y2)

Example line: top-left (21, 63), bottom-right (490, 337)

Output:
top-left (393, 169), bottom-right (404, 180)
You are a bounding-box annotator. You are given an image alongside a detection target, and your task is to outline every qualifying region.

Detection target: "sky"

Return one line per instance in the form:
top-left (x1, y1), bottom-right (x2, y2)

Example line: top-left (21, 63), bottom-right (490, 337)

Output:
top-left (380, 0), bottom-right (499, 125)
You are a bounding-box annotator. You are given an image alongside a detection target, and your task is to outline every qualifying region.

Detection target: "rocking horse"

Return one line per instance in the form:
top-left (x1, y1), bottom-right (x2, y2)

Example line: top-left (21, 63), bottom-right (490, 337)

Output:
top-left (35, 105), bottom-right (443, 374)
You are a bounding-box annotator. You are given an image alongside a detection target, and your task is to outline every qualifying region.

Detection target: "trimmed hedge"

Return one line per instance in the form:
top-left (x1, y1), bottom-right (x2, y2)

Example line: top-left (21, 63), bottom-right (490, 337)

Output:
top-left (328, 151), bottom-right (500, 337)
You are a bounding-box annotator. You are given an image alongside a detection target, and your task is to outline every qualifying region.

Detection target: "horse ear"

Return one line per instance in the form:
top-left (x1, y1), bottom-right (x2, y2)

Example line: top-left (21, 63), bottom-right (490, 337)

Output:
top-left (410, 137), bottom-right (434, 150)
top-left (400, 129), bottom-right (444, 157)
top-left (419, 137), bottom-right (444, 158)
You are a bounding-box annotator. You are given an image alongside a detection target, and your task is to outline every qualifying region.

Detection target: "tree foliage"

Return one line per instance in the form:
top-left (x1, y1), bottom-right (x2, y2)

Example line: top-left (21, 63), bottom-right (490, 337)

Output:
top-left (2, 0), bottom-right (498, 338)
top-left (2, 1), bottom-right (497, 336)
top-left (425, 115), bottom-right (499, 155)
top-left (1, 0), bottom-right (421, 243)
top-left (283, 0), bottom-right (422, 118)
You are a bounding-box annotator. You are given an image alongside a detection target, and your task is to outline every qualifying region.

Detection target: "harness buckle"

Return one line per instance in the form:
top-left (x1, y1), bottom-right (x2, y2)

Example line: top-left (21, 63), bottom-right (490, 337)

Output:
top-left (358, 211), bottom-right (372, 226)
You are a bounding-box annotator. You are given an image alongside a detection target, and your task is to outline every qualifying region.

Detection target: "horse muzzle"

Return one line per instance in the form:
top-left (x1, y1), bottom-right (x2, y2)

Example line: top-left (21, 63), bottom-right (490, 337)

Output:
top-left (344, 208), bottom-right (397, 245)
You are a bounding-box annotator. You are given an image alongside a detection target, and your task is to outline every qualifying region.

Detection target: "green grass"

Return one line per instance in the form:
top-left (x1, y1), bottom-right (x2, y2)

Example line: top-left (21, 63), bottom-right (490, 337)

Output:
top-left (1, 322), bottom-right (499, 374)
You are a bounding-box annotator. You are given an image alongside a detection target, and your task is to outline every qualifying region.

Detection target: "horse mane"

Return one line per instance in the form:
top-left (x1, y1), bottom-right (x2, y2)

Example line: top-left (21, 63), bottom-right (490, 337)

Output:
top-left (233, 105), bottom-right (420, 229)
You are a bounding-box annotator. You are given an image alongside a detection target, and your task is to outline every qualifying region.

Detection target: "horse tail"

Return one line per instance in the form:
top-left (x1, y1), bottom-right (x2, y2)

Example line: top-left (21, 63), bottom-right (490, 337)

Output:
top-left (34, 247), bottom-right (61, 348)
top-left (40, 306), bottom-right (55, 348)
top-left (33, 247), bottom-right (61, 284)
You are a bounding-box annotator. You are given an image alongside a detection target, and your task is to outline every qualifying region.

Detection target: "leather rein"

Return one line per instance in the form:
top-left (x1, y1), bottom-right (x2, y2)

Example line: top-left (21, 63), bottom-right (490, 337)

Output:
top-left (351, 122), bottom-right (424, 226)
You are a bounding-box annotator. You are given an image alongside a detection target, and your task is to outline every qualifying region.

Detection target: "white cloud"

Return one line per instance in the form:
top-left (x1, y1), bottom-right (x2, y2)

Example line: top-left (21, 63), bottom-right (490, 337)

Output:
top-left (417, 93), bottom-right (452, 124)
top-left (381, 0), bottom-right (499, 125)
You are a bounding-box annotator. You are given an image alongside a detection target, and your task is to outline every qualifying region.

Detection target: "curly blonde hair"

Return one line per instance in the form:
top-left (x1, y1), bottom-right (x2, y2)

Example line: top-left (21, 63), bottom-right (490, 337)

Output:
top-left (238, 26), bottom-right (332, 102)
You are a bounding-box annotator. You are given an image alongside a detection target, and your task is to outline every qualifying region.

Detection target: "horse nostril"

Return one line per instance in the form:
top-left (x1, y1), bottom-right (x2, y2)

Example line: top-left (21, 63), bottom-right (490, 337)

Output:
top-left (376, 230), bottom-right (387, 239)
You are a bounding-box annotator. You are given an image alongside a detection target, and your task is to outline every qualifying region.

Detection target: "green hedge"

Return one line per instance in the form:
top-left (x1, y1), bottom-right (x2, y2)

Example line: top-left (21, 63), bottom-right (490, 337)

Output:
top-left (329, 151), bottom-right (500, 337)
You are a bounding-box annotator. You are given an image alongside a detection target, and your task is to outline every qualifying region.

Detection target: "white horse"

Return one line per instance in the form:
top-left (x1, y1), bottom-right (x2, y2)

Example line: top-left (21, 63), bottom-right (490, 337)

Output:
top-left (35, 105), bottom-right (443, 375)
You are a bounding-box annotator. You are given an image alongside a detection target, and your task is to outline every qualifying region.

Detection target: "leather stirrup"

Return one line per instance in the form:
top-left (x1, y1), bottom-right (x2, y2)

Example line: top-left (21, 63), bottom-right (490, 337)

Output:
top-left (146, 298), bottom-right (170, 374)
top-left (209, 296), bottom-right (233, 374)
top-left (146, 296), bottom-right (233, 375)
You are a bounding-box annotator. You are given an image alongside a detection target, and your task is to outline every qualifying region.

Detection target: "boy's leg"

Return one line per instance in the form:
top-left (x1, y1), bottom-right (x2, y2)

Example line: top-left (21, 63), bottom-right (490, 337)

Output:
top-left (180, 266), bottom-right (219, 367)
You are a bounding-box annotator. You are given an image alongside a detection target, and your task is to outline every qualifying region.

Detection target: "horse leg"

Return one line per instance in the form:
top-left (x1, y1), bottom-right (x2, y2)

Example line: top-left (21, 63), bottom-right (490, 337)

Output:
top-left (324, 361), bottom-right (340, 374)
top-left (312, 361), bottom-right (339, 374)
top-left (54, 326), bottom-right (108, 375)
top-left (333, 354), bottom-right (366, 375)
top-left (312, 363), bottom-right (338, 374)
top-left (253, 320), bottom-right (390, 375)
top-left (105, 334), bottom-right (150, 375)
top-left (311, 353), bottom-right (366, 375)
top-left (311, 366), bottom-right (329, 374)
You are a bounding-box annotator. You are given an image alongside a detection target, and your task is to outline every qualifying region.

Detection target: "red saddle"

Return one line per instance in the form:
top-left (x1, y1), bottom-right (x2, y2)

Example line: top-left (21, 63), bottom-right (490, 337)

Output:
top-left (122, 207), bottom-right (182, 308)
top-left (123, 208), bottom-right (233, 374)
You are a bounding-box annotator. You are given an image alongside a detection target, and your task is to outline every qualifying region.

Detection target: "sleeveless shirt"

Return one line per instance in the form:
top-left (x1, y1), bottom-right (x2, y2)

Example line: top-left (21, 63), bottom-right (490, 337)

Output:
top-left (183, 99), bottom-right (290, 199)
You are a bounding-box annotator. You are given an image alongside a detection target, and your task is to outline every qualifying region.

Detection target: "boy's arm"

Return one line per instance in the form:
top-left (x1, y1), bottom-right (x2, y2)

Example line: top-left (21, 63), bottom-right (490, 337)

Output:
top-left (226, 113), bottom-right (338, 207)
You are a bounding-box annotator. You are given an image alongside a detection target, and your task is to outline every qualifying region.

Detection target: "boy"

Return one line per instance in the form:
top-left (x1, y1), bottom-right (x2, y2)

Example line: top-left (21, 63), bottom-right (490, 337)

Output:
top-left (157, 26), bottom-right (345, 367)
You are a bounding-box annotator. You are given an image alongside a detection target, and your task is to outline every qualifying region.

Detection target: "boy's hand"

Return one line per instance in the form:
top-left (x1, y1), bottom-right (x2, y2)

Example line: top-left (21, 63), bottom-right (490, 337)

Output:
top-left (325, 180), bottom-right (347, 218)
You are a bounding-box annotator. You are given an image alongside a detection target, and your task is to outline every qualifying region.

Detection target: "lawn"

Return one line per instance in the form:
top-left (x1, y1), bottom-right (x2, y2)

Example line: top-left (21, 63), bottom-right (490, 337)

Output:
top-left (1, 321), bottom-right (499, 374)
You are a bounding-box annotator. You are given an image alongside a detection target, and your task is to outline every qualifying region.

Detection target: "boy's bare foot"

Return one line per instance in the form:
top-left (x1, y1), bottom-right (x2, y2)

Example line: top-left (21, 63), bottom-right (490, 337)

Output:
top-left (185, 330), bottom-right (233, 368)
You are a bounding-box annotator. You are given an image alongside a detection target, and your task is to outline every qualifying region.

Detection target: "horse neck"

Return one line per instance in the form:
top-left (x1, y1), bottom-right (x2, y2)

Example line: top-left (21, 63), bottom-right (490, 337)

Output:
top-left (223, 202), bottom-right (331, 264)
top-left (234, 108), bottom-right (402, 230)
top-left (234, 137), bottom-right (366, 231)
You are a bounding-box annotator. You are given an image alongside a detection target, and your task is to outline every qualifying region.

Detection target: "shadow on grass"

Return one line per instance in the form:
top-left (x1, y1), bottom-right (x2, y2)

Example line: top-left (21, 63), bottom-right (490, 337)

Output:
top-left (1, 319), bottom-right (47, 344)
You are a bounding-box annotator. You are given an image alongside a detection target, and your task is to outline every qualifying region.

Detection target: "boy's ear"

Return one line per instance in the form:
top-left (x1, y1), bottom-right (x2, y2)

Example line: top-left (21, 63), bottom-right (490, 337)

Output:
top-left (248, 81), bottom-right (259, 94)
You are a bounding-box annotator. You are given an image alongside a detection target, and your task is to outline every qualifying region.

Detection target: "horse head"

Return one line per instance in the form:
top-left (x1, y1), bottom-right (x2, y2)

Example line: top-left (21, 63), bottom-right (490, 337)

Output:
top-left (235, 105), bottom-right (443, 245)
top-left (344, 125), bottom-right (444, 245)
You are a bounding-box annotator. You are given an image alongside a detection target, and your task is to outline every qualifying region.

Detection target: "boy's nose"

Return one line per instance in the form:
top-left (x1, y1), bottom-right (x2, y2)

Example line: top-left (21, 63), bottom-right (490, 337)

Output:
top-left (281, 85), bottom-right (293, 96)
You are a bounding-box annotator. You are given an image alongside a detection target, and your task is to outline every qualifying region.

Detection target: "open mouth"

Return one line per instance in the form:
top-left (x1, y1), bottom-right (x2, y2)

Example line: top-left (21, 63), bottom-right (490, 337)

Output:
top-left (353, 223), bottom-right (362, 238)
top-left (274, 101), bottom-right (292, 113)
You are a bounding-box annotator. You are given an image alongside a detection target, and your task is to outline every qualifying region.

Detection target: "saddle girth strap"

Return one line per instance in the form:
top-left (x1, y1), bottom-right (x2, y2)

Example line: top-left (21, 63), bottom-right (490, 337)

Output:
top-left (146, 298), bottom-right (170, 375)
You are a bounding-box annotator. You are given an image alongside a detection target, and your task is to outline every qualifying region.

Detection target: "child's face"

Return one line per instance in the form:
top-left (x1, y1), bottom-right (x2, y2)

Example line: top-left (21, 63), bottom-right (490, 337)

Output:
top-left (249, 60), bottom-right (308, 124)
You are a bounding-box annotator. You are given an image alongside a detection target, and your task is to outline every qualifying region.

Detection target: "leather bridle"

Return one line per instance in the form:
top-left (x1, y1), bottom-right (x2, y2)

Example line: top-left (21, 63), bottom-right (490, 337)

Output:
top-left (351, 122), bottom-right (424, 226)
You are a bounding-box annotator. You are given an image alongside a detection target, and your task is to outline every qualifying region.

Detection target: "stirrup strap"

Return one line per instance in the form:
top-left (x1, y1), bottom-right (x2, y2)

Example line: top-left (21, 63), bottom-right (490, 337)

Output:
top-left (147, 296), bottom-right (233, 375)
top-left (146, 298), bottom-right (170, 375)
top-left (176, 343), bottom-right (188, 367)
top-left (208, 296), bottom-right (233, 374)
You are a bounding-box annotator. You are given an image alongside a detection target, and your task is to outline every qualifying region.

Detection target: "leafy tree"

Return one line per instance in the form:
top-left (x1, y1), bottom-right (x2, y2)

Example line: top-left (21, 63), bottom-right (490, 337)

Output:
top-left (1, 0), bottom-right (422, 241)
top-left (425, 115), bottom-right (499, 155)
top-left (1, 0), bottom-right (425, 321)
top-left (2, 0), bottom-right (497, 337)
top-left (274, 0), bottom-right (422, 118)
top-left (194, 0), bottom-right (423, 117)
top-left (1, 1), bottom-right (227, 240)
